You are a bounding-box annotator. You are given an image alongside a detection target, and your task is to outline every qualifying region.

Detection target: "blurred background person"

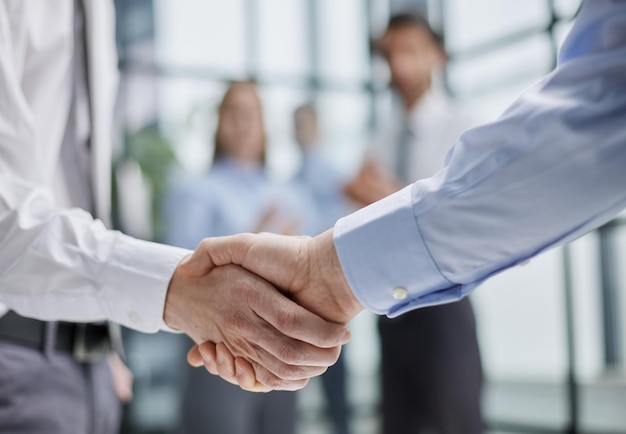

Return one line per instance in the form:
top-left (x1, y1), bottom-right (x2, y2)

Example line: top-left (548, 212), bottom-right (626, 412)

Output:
top-left (163, 81), bottom-right (314, 434)
top-left (293, 103), bottom-right (353, 434)
top-left (345, 12), bottom-right (484, 434)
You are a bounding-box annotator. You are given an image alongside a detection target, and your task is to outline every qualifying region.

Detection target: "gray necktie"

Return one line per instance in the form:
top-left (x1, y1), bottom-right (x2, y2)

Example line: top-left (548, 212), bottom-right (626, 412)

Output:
top-left (73, 0), bottom-right (125, 359)
top-left (395, 120), bottom-right (414, 185)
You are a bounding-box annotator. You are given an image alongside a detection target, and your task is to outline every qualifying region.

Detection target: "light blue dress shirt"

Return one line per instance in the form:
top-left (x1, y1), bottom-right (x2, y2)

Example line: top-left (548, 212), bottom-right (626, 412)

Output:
top-left (296, 149), bottom-right (352, 235)
top-left (334, 0), bottom-right (626, 318)
top-left (164, 158), bottom-right (318, 249)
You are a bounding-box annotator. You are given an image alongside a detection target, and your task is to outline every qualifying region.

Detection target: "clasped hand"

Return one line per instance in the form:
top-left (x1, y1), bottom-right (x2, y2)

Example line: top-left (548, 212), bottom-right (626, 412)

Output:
top-left (163, 229), bottom-right (363, 392)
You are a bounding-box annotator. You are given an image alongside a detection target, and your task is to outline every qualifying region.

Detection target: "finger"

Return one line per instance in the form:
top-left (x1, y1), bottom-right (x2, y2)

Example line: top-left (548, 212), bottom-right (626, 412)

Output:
top-left (235, 358), bottom-right (272, 393)
top-left (253, 289), bottom-right (352, 349)
top-left (245, 318), bottom-right (343, 370)
top-left (193, 327), bottom-right (325, 388)
top-left (199, 346), bottom-right (303, 393)
top-left (179, 239), bottom-right (219, 277)
top-left (212, 307), bottom-right (335, 377)
top-left (187, 344), bottom-right (204, 368)
top-left (219, 315), bottom-right (332, 380)
top-left (197, 344), bottom-right (277, 393)
top-left (215, 342), bottom-right (236, 379)
top-left (195, 234), bottom-right (297, 290)
top-left (196, 342), bottom-right (219, 376)
top-left (195, 343), bottom-right (245, 387)
top-left (247, 359), bottom-right (310, 392)
top-left (214, 270), bottom-right (348, 366)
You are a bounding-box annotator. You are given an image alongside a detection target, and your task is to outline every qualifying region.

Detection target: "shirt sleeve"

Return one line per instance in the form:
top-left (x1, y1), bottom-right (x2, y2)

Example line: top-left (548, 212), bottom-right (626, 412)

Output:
top-left (333, 0), bottom-right (626, 317)
top-left (0, 3), bottom-right (190, 333)
top-left (0, 174), bottom-right (190, 332)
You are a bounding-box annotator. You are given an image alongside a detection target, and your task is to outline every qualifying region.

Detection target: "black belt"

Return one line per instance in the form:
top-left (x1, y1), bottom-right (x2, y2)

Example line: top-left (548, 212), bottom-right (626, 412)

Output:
top-left (0, 311), bottom-right (112, 362)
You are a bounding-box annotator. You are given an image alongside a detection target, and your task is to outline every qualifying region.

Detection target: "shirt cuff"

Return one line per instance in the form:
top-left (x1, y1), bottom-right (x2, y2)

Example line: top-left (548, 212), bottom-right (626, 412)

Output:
top-left (100, 233), bottom-right (191, 333)
top-left (333, 185), bottom-right (467, 317)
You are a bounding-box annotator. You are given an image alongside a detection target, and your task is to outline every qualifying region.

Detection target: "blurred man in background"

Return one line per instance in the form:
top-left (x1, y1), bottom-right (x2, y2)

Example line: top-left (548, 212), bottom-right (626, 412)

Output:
top-left (346, 13), bottom-right (484, 434)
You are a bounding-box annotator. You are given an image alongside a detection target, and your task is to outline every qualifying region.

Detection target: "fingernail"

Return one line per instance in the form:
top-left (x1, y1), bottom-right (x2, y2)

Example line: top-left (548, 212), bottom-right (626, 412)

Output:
top-left (216, 353), bottom-right (225, 365)
top-left (235, 360), bottom-right (242, 379)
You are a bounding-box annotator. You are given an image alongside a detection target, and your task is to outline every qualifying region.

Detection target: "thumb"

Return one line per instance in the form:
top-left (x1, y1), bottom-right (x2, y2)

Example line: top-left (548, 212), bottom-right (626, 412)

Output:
top-left (178, 238), bottom-right (222, 277)
top-left (198, 233), bottom-right (304, 291)
top-left (187, 344), bottom-right (205, 367)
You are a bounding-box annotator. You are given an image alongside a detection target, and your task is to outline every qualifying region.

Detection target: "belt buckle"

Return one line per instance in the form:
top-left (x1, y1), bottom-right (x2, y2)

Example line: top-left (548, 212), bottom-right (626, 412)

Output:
top-left (73, 324), bottom-right (112, 363)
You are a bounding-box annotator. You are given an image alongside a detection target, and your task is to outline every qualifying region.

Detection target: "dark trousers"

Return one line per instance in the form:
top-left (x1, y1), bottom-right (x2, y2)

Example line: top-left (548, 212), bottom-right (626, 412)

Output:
top-left (320, 353), bottom-right (350, 434)
top-left (0, 341), bottom-right (121, 434)
top-left (179, 361), bottom-right (296, 434)
top-left (378, 298), bottom-right (484, 434)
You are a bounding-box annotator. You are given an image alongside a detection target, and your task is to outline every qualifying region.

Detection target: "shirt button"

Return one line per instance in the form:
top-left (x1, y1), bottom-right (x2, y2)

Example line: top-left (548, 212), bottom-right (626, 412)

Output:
top-left (128, 311), bottom-right (141, 325)
top-left (392, 287), bottom-right (408, 301)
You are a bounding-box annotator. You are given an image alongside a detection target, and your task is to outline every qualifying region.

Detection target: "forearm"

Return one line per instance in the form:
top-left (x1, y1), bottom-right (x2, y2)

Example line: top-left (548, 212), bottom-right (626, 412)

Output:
top-left (333, 0), bottom-right (626, 316)
top-left (0, 172), bottom-right (189, 332)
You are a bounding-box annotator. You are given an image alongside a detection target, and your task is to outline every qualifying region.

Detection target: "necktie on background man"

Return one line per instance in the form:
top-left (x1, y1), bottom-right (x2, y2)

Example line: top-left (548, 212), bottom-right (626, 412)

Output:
top-left (394, 119), bottom-right (414, 185)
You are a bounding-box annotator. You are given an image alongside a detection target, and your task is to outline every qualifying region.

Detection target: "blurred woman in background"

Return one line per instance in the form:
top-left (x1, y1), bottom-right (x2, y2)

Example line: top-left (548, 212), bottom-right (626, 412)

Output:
top-left (164, 81), bottom-right (316, 434)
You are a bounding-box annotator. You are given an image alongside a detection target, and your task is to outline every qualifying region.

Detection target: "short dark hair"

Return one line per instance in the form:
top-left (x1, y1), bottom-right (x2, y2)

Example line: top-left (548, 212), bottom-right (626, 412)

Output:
top-left (385, 12), bottom-right (445, 49)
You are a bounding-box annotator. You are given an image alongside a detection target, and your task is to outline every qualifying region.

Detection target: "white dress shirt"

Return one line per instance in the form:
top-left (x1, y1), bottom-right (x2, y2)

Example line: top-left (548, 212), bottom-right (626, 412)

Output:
top-left (371, 84), bottom-right (476, 182)
top-left (334, 0), bottom-right (626, 317)
top-left (0, 0), bottom-right (188, 332)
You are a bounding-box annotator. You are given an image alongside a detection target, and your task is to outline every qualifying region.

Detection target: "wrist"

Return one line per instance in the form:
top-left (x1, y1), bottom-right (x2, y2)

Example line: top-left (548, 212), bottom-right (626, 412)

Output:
top-left (163, 256), bottom-right (191, 332)
top-left (311, 229), bottom-right (364, 323)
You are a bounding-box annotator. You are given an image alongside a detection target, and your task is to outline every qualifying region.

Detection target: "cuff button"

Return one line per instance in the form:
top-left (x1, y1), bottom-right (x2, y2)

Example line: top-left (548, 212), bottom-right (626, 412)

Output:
top-left (128, 310), bottom-right (141, 325)
top-left (392, 287), bottom-right (408, 301)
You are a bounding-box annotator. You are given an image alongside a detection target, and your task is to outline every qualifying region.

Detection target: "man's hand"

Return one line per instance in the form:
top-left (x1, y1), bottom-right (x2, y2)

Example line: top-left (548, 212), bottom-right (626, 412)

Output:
top-left (344, 160), bottom-right (403, 206)
top-left (163, 257), bottom-right (352, 392)
top-left (183, 229), bottom-right (363, 324)
top-left (182, 229), bottom-right (364, 389)
top-left (108, 353), bottom-right (133, 403)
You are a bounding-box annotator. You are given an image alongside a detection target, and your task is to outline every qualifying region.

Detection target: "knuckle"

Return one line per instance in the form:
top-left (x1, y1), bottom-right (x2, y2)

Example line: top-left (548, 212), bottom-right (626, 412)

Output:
top-left (277, 343), bottom-right (305, 366)
top-left (258, 370), bottom-right (285, 389)
top-left (275, 309), bottom-right (298, 334)
top-left (275, 363), bottom-right (301, 381)
top-left (199, 238), bottom-right (211, 250)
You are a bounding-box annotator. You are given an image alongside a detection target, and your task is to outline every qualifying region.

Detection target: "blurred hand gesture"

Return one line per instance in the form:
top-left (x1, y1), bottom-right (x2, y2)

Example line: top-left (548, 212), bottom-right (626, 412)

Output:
top-left (344, 159), bottom-right (403, 207)
top-left (253, 203), bottom-right (301, 236)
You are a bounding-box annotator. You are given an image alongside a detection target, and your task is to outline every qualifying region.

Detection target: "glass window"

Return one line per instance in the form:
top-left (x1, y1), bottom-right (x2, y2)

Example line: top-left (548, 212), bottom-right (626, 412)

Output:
top-left (613, 224), bottom-right (626, 365)
top-left (447, 33), bottom-right (554, 97)
top-left (317, 0), bottom-right (370, 82)
top-left (316, 90), bottom-right (371, 174)
top-left (155, 77), bottom-right (228, 174)
top-left (473, 248), bottom-right (570, 428)
top-left (258, 85), bottom-right (310, 180)
top-left (445, 0), bottom-right (550, 52)
top-left (153, 0), bottom-right (247, 75)
top-left (554, 0), bottom-right (583, 19)
top-left (258, 0), bottom-right (311, 77)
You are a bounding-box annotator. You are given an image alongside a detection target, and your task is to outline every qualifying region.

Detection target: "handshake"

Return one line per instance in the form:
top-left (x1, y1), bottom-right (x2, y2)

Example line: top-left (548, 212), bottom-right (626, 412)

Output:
top-left (163, 229), bottom-right (364, 392)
